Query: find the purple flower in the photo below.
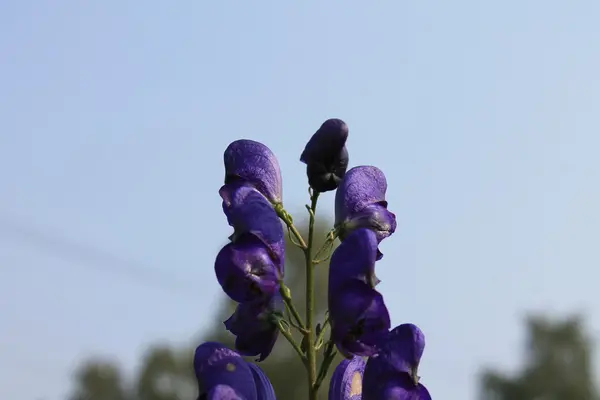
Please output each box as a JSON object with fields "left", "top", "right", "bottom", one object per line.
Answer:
{"left": 362, "top": 324, "right": 430, "bottom": 400}
{"left": 329, "top": 280, "right": 391, "bottom": 357}
{"left": 328, "top": 227, "right": 391, "bottom": 357}
{"left": 300, "top": 118, "right": 350, "bottom": 193}
{"left": 219, "top": 183, "right": 285, "bottom": 265}
{"left": 224, "top": 295, "right": 282, "bottom": 362}
{"left": 329, "top": 356, "right": 365, "bottom": 400}
{"left": 194, "top": 342, "right": 272, "bottom": 400}
{"left": 335, "top": 166, "right": 396, "bottom": 259}
{"left": 329, "top": 228, "right": 380, "bottom": 290}
{"left": 214, "top": 236, "right": 280, "bottom": 303}
{"left": 224, "top": 139, "right": 283, "bottom": 204}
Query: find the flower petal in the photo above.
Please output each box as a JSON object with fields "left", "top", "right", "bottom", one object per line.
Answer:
{"left": 194, "top": 342, "right": 257, "bottom": 400}
{"left": 247, "top": 363, "right": 277, "bottom": 400}
{"left": 383, "top": 324, "right": 426, "bottom": 376}
{"left": 338, "top": 204, "right": 397, "bottom": 260}
{"left": 328, "top": 356, "right": 365, "bottom": 400}
{"left": 335, "top": 166, "right": 389, "bottom": 226}
{"left": 224, "top": 139, "right": 282, "bottom": 204}
{"left": 214, "top": 236, "right": 280, "bottom": 303}
{"left": 329, "top": 280, "right": 391, "bottom": 357}
{"left": 363, "top": 365, "right": 431, "bottom": 400}
{"left": 220, "top": 183, "right": 285, "bottom": 265}
{"left": 206, "top": 384, "right": 246, "bottom": 399}
{"left": 224, "top": 296, "right": 282, "bottom": 362}
{"left": 329, "top": 228, "right": 380, "bottom": 290}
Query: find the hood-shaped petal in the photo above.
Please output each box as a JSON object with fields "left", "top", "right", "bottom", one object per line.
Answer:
{"left": 220, "top": 183, "right": 285, "bottom": 265}
{"left": 384, "top": 324, "right": 426, "bottom": 375}
{"left": 328, "top": 356, "right": 366, "bottom": 400}
{"left": 224, "top": 139, "right": 283, "bottom": 204}
{"left": 194, "top": 342, "right": 257, "bottom": 400}
{"left": 247, "top": 363, "right": 277, "bottom": 400}
{"left": 329, "top": 280, "right": 391, "bottom": 357}
{"left": 335, "top": 166, "right": 389, "bottom": 226}
{"left": 329, "top": 228, "right": 380, "bottom": 290}
{"left": 214, "top": 236, "right": 280, "bottom": 303}
{"left": 224, "top": 296, "right": 282, "bottom": 362}
{"left": 300, "top": 118, "right": 350, "bottom": 193}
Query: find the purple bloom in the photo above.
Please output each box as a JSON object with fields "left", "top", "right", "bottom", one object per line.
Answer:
{"left": 329, "top": 280, "right": 391, "bottom": 357}
{"left": 224, "top": 139, "right": 283, "bottom": 204}
{"left": 219, "top": 183, "right": 285, "bottom": 265}
{"left": 224, "top": 295, "right": 282, "bottom": 362}
{"left": 362, "top": 324, "right": 430, "bottom": 400}
{"left": 193, "top": 342, "right": 258, "bottom": 400}
{"left": 329, "top": 228, "right": 380, "bottom": 290}
{"left": 300, "top": 118, "right": 350, "bottom": 193}
{"left": 214, "top": 236, "right": 280, "bottom": 303}
{"left": 335, "top": 166, "right": 396, "bottom": 259}
{"left": 329, "top": 356, "right": 366, "bottom": 400}
{"left": 328, "top": 227, "right": 390, "bottom": 357}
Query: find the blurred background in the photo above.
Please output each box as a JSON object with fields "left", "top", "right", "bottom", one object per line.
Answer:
{"left": 1, "top": 1, "right": 599, "bottom": 399}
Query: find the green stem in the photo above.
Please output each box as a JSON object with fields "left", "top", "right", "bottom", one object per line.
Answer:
{"left": 305, "top": 191, "right": 320, "bottom": 400}
{"left": 275, "top": 320, "right": 307, "bottom": 366}
{"left": 279, "top": 283, "right": 306, "bottom": 332}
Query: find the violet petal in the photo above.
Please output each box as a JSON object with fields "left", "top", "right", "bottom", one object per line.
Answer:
{"left": 214, "top": 236, "right": 280, "bottom": 303}
{"left": 247, "top": 363, "right": 277, "bottom": 400}
{"left": 224, "top": 139, "right": 282, "bottom": 204}
{"left": 194, "top": 342, "right": 257, "bottom": 400}
{"left": 329, "top": 280, "right": 391, "bottom": 357}
{"left": 224, "top": 296, "right": 282, "bottom": 362}
{"left": 220, "top": 183, "right": 285, "bottom": 266}
{"left": 329, "top": 228, "right": 380, "bottom": 290}
{"left": 328, "top": 356, "right": 366, "bottom": 400}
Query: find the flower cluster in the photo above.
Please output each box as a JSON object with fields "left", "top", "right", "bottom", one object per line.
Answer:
{"left": 214, "top": 139, "right": 285, "bottom": 361}
{"left": 193, "top": 119, "right": 433, "bottom": 399}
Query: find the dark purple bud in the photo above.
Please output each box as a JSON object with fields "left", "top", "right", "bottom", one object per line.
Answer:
{"left": 247, "top": 363, "right": 276, "bottom": 400}
{"left": 329, "top": 228, "right": 380, "bottom": 290}
{"left": 329, "top": 280, "right": 391, "bottom": 357}
{"left": 224, "top": 139, "right": 283, "bottom": 204}
{"left": 335, "top": 166, "right": 396, "bottom": 258}
{"left": 214, "top": 235, "right": 280, "bottom": 303}
{"left": 328, "top": 356, "right": 365, "bottom": 400}
{"left": 220, "top": 183, "right": 285, "bottom": 265}
{"left": 224, "top": 295, "right": 282, "bottom": 362}
{"left": 300, "top": 118, "right": 350, "bottom": 193}
{"left": 362, "top": 366, "right": 431, "bottom": 400}
{"left": 193, "top": 342, "right": 258, "bottom": 400}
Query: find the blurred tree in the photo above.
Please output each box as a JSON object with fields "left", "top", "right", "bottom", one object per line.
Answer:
{"left": 478, "top": 314, "right": 598, "bottom": 400}
{"left": 68, "top": 217, "right": 343, "bottom": 400}
{"left": 69, "top": 359, "right": 130, "bottom": 400}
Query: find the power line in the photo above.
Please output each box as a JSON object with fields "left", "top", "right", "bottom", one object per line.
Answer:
{"left": 0, "top": 215, "right": 202, "bottom": 297}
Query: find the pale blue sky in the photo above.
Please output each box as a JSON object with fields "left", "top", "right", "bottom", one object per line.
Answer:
{"left": 1, "top": 1, "right": 599, "bottom": 399}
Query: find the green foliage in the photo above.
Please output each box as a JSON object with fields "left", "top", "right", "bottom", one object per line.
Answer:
{"left": 67, "top": 218, "right": 341, "bottom": 400}
{"left": 479, "top": 314, "right": 599, "bottom": 400}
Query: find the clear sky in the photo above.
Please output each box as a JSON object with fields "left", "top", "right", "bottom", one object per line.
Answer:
{"left": 1, "top": 1, "right": 599, "bottom": 399}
